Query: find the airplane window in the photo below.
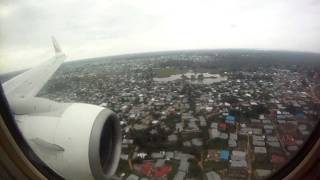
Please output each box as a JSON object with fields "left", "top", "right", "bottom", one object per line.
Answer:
{"left": 0, "top": 0, "right": 320, "bottom": 180}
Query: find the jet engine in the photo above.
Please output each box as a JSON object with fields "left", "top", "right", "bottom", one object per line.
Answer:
{"left": 13, "top": 98, "right": 121, "bottom": 180}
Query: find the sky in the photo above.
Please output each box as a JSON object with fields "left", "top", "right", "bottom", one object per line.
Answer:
{"left": 1, "top": 0, "right": 320, "bottom": 73}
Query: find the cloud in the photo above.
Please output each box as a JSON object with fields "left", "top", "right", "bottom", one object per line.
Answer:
{"left": 1, "top": 0, "right": 320, "bottom": 72}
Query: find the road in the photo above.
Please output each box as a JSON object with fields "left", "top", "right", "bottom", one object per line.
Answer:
{"left": 311, "top": 84, "right": 320, "bottom": 103}
{"left": 246, "top": 133, "right": 252, "bottom": 180}
{"left": 270, "top": 113, "right": 290, "bottom": 157}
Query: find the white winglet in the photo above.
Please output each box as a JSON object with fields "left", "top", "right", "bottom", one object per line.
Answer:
{"left": 52, "top": 36, "right": 62, "bottom": 54}
{"left": 3, "top": 37, "right": 66, "bottom": 98}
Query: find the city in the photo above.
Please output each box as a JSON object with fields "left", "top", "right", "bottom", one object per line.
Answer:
{"left": 37, "top": 50, "right": 320, "bottom": 180}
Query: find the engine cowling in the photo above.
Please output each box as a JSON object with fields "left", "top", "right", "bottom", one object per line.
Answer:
{"left": 15, "top": 102, "right": 121, "bottom": 180}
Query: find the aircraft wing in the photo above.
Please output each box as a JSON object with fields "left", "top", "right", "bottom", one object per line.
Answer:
{"left": 2, "top": 37, "right": 66, "bottom": 99}
{"left": 1, "top": 37, "right": 121, "bottom": 179}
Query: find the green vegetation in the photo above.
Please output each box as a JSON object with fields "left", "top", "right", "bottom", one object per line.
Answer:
{"left": 121, "top": 147, "right": 131, "bottom": 154}
{"left": 203, "top": 161, "right": 229, "bottom": 171}
{"left": 164, "top": 117, "right": 180, "bottom": 129}
{"left": 241, "top": 104, "right": 270, "bottom": 119}
{"left": 207, "top": 115, "right": 224, "bottom": 123}
{"left": 115, "top": 160, "right": 131, "bottom": 177}
{"left": 253, "top": 158, "right": 273, "bottom": 170}
{"left": 188, "top": 159, "right": 203, "bottom": 179}
{"left": 131, "top": 128, "right": 187, "bottom": 152}
{"left": 207, "top": 139, "right": 228, "bottom": 149}
{"left": 154, "top": 68, "right": 188, "bottom": 78}
{"left": 166, "top": 160, "right": 179, "bottom": 180}
{"left": 226, "top": 125, "right": 236, "bottom": 133}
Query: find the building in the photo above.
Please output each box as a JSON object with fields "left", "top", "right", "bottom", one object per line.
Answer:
{"left": 174, "top": 152, "right": 194, "bottom": 160}
{"left": 200, "top": 120, "right": 207, "bottom": 127}
{"left": 267, "top": 141, "right": 281, "bottom": 148}
{"left": 254, "top": 147, "right": 267, "bottom": 154}
{"left": 252, "top": 128, "right": 263, "bottom": 135}
{"left": 191, "top": 138, "right": 203, "bottom": 146}
{"left": 155, "top": 159, "right": 166, "bottom": 167}
{"left": 220, "top": 150, "right": 230, "bottom": 161}
{"left": 209, "top": 129, "right": 220, "bottom": 139}
{"left": 120, "top": 154, "right": 129, "bottom": 160}
{"left": 281, "top": 134, "right": 296, "bottom": 146}
{"left": 141, "top": 161, "right": 153, "bottom": 177}
{"left": 255, "top": 169, "right": 272, "bottom": 178}
{"left": 252, "top": 135, "right": 264, "bottom": 141}
{"left": 206, "top": 171, "right": 221, "bottom": 180}
{"left": 178, "top": 160, "right": 189, "bottom": 172}
{"left": 267, "top": 136, "right": 278, "bottom": 142}
{"left": 263, "top": 125, "right": 274, "bottom": 130}
{"left": 253, "top": 140, "right": 265, "bottom": 147}
{"left": 230, "top": 150, "right": 247, "bottom": 169}
{"left": 165, "top": 152, "right": 174, "bottom": 160}
{"left": 173, "top": 171, "right": 186, "bottom": 180}
{"left": 230, "top": 160, "right": 247, "bottom": 168}
{"left": 225, "top": 115, "right": 236, "bottom": 124}
{"left": 152, "top": 152, "right": 164, "bottom": 159}
{"left": 126, "top": 174, "right": 139, "bottom": 180}
{"left": 123, "top": 139, "right": 134, "bottom": 144}
{"left": 229, "top": 133, "right": 238, "bottom": 140}
{"left": 211, "top": 122, "right": 218, "bottom": 129}
{"left": 228, "top": 139, "right": 237, "bottom": 147}
{"left": 207, "top": 150, "right": 220, "bottom": 161}
{"left": 231, "top": 151, "right": 246, "bottom": 161}
{"left": 271, "top": 155, "right": 287, "bottom": 164}
{"left": 155, "top": 166, "right": 172, "bottom": 177}
{"left": 287, "top": 145, "right": 299, "bottom": 151}
{"left": 183, "top": 141, "right": 192, "bottom": 147}
{"left": 176, "top": 123, "right": 183, "bottom": 132}
{"left": 218, "top": 123, "right": 227, "bottom": 131}
{"left": 168, "top": 134, "right": 178, "bottom": 142}
{"left": 219, "top": 132, "right": 228, "bottom": 140}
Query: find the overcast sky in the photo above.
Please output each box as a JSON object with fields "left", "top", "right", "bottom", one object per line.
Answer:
{"left": 1, "top": 0, "right": 320, "bottom": 73}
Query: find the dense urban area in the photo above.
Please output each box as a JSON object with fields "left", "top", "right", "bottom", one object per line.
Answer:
{"left": 24, "top": 50, "right": 320, "bottom": 180}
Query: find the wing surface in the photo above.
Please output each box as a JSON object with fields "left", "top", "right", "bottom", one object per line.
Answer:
{"left": 3, "top": 37, "right": 66, "bottom": 98}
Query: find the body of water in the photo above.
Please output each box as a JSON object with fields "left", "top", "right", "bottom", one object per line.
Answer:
{"left": 153, "top": 73, "right": 227, "bottom": 84}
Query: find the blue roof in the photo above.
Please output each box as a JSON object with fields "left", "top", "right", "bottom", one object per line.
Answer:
{"left": 225, "top": 115, "right": 235, "bottom": 124}
{"left": 226, "top": 115, "right": 235, "bottom": 121}
{"left": 296, "top": 112, "right": 305, "bottom": 118}
{"left": 220, "top": 150, "right": 230, "bottom": 160}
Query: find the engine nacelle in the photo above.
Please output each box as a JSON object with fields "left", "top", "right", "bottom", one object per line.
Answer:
{"left": 15, "top": 103, "right": 121, "bottom": 180}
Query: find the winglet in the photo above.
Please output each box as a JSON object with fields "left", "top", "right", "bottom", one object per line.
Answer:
{"left": 52, "top": 36, "right": 62, "bottom": 54}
